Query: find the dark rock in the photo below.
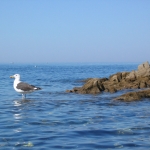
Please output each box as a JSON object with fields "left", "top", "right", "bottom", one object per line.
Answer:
{"left": 115, "top": 89, "right": 150, "bottom": 101}
{"left": 66, "top": 87, "right": 81, "bottom": 93}
{"left": 66, "top": 89, "right": 73, "bottom": 93}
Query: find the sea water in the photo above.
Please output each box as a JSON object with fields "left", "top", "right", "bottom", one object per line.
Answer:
{"left": 0, "top": 63, "right": 150, "bottom": 150}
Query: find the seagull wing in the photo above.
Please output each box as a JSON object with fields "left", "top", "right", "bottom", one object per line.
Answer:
{"left": 16, "top": 82, "right": 37, "bottom": 91}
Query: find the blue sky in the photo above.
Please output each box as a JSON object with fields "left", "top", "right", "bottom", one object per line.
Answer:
{"left": 0, "top": 0, "right": 150, "bottom": 63}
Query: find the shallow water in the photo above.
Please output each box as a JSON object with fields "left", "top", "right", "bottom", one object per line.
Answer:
{"left": 0, "top": 63, "right": 150, "bottom": 149}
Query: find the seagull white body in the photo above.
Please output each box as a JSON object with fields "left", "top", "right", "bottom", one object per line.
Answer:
{"left": 10, "top": 74, "right": 41, "bottom": 99}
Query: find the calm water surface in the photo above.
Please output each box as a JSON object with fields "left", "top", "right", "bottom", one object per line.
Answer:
{"left": 0, "top": 63, "right": 150, "bottom": 150}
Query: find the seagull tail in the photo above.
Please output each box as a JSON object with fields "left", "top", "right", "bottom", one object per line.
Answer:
{"left": 34, "top": 87, "right": 42, "bottom": 90}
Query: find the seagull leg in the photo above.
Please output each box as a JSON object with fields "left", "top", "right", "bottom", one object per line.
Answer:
{"left": 22, "top": 94, "right": 26, "bottom": 99}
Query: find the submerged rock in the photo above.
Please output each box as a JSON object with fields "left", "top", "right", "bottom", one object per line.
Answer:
{"left": 66, "top": 61, "right": 150, "bottom": 101}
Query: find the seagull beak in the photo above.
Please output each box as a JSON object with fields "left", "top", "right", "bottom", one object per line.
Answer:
{"left": 10, "top": 76, "right": 14, "bottom": 78}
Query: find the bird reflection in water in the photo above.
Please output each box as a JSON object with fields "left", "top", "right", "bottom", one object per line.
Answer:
{"left": 13, "top": 99, "right": 33, "bottom": 134}
{"left": 13, "top": 99, "right": 32, "bottom": 107}
{"left": 13, "top": 99, "right": 33, "bottom": 121}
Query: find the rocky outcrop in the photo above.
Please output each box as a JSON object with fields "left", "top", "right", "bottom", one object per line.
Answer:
{"left": 67, "top": 78, "right": 108, "bottom": 94}
{"left": 115, "top": 89, "right": 150, "bottom": 101}
{"left": 136, "top": 61, "right": 150, "bottom": 77}
{"left": 66, "top": 62, "right": 150, "bottom": 98}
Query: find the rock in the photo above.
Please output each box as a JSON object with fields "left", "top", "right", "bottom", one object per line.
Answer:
{"left": 121, "top": 72, "right": 130, "bottom": 79}
{"left": 109, "top": 72, "right": 122, "bottom": 82}
{"left": 66, "top": 90, "right": 72, "bottom": 93}
{"left": 107, "top": 86, "right": 117, "bottom": 93}
{"left": 126, "top": 71, "right": 136, "bottom": 80}
{"left": 66, "top": 61, "right": 150, "bottom": 97}
{"left": 103, "top": 80, "right": 117, "bottom": 93}
{"left": 136, "top": 61, "right": 150, "bottom": 77}
{"left": 76, "top": 78, "right": 105, "bottom": 94}
{"left": 66, "top": 87, "right": 81, "bottom": 93}
{"left": 115, "top": 89, "right": 150, "bottom": 101}
{"left": 131, "top": 83, "right": 140, "bottom": 89}
{"left": 139, "top": 81, "right": 147, "bottom": 88}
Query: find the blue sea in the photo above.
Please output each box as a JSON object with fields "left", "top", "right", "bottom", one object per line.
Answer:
{"left": 0, "top": 63, "right": 150, "bottom": 150}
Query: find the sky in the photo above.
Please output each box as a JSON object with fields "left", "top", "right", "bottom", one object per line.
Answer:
{"left": 0, "top": 0, "right": 150, "bottom": 63}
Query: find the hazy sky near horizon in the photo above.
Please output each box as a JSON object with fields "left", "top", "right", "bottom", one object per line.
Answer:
{"left": 0, "top": 0, "right": 150, "bottom": 63}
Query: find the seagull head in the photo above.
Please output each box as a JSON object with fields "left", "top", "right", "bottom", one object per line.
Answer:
{"left": 10, "top": 74, "right": 21, "bottom": 80}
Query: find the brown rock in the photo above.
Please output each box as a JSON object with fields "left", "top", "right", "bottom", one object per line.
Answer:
{"left": 115, "top": 92, "right": 141, "bottom": 101}
{"left": 122, "top": 72, "right": 130, "bottom": 79}
{"left": 66, "top": 87, "right": 81, "bottom": 93}
{"left": 136, "top": 61, "right": 150, "bottom": 77}
{"left": 66, "top": 90, "right": 71, "bottom": 93}
{"left": 108, "top": 86, "right": 117, "bottom": 93}
{"left": 78, "top": 78, "right": 103, "bottom": 94}
{"left": 130, "top": 82, "right": 140, "bottom": 89}
{"left": 140, "top": 81, "right": 147, "bottom": 88}
{"left": 109, "top": 75, "right": 119, "bottom": 83}
{"left": 115, "top": 89, "right": 150, "bottom": 101}
{"left": 109, "top": 72, "right": 122, "bottom": 82}
{"left": 147, "top": 80, "right": 150, "bottom": 87}
{"left": 66, "top": 61, "right": 150, "bottom": 96}
{"left": 126, "top": 71, "right": 136, "bottom": 80}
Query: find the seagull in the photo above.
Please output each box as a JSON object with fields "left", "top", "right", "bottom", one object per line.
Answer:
{"left": 10, "top": 74, "right": 41, "bottom": 99}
